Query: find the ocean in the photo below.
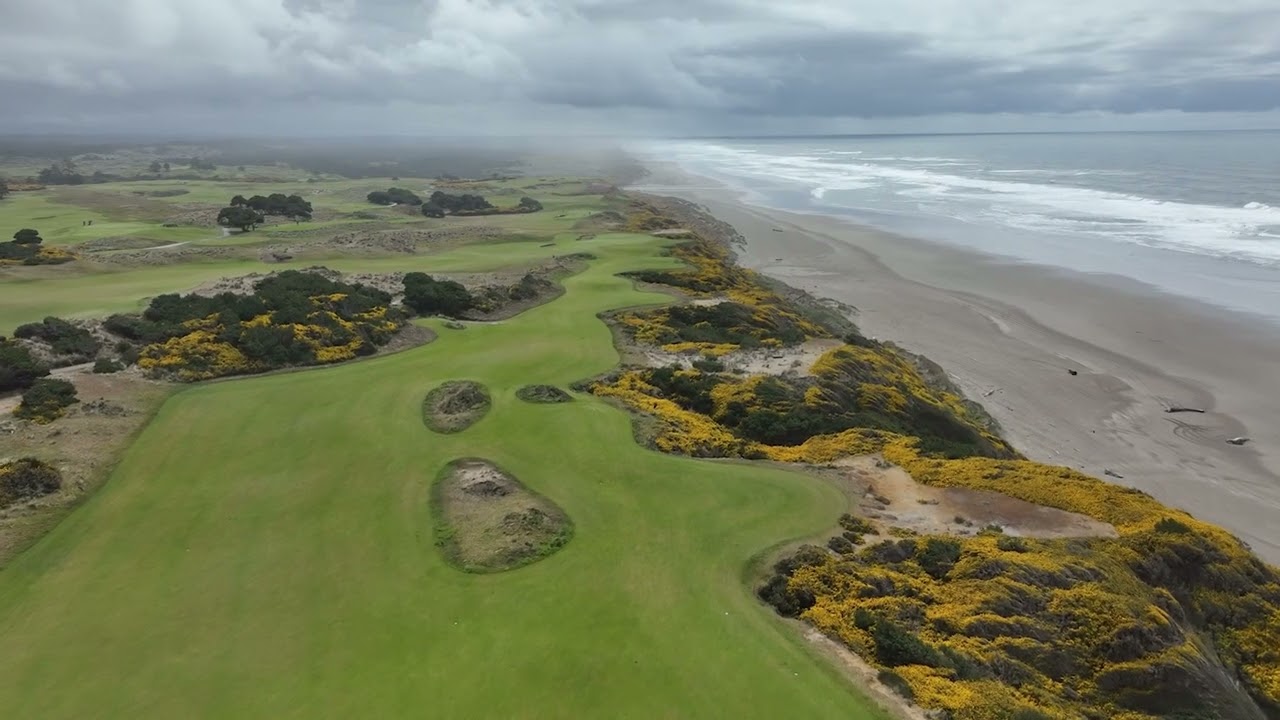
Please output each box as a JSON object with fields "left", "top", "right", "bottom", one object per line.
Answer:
{"left": 639, "top": 131, "right": 1280, "bottom": 321}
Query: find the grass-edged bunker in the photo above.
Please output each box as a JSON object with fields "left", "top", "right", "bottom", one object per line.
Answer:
{"left": 515, "top": 384, "right": 572, "bottom": 404}
{"left": 422, "top": 380, "right": 490, "bottom": 433}
{"left": 432, "top": 458, "right": 572, "bottom": 572}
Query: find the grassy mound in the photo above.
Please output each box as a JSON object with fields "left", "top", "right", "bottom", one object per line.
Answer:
{"left": 432, "top": 458, "right": 572, "bottom": 572}
{"left": 515, "top": 384, "right": 572, "bottom": 404}
{"left": 422, "top": 380, "right": 491, "bottom": 433}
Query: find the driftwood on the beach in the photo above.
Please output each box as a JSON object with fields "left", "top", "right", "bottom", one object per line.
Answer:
{"left": 1227, "top": 437, "right": 1251, "bottom": 446}
{"left": 1104, "top": 469, "right": 1125, "bottom": 479}
{"left": 1165, "top": 406, "right": 1206, "bottom": 414}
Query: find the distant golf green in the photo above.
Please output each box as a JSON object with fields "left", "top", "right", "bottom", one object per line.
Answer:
{"left": 0, "top": 231, "right": 885, "bottom": 718}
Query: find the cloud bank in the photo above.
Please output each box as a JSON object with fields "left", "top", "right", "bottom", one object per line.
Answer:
{"left": 2, "top": 0, "right": 1278, "bottom": 134}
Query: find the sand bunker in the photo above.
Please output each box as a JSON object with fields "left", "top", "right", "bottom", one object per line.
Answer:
{"left": 433, "top": 459, "right": 572, "bottom": 572}
{"left": 422, "top": 381, "right": 491, "bottom": 434}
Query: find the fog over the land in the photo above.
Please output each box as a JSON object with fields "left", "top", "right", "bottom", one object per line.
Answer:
{"left": 3, "top": 0, "right": 1279, "bottom": 135}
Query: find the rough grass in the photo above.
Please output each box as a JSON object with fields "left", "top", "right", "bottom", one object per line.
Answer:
{"left": 0, "top": 199, "right": 888, "bottom": 718}
{"left": 515, "top": 384, "right": 573, "bottom": 403}
{"left": 422, "top": 380, "right": 492, "bottom": 433}
{"left": 432, "top": 458, "right": 572, "bottom": 572}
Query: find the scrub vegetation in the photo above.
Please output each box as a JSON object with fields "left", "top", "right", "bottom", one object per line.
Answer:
{"left": 2, "top": 154, "right": 1272, "bottom": 720}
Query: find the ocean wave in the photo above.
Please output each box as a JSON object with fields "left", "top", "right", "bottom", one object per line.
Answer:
{"left": 645, "top": 140, "right": 1280, "bottom": 267}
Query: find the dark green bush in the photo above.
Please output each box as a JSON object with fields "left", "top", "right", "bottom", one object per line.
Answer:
{"left": 997, "top": 535, "right": 1030, "bottom": 553}
{"left": 917, "top": 538, "right": 963, "bottom": 580}
{"left": 15, "top": 378, "right": 78, "bottom": 422}
{"left": 828, "top": 535, "right": 855, "bottom": 554}
{"left": 92, "top": 357, "right": 124, "bottom": 374}
{"left": 13, "top": 316, "right": 99, "bottom": 360}
{"left": 876, "top": 669, "right": 915, "bottom": 700}
{"left": 0, "top": 339, "right": 50, "bottom": 392}
{"left": 1155, "top": 517, "right": 1193, "bottom": 534}
{"left": 0, "top": 457, "right": 62, "bottom": 508}
{"left": 403, "top": 272, "right": 473, "bottom": 317}
{"left": 873, "top": 618, "right": 945, "bottom": 667}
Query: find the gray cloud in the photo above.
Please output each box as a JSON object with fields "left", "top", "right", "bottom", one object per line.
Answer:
{"left": 1, "top": 0, "right": 1278, "bottom": 134}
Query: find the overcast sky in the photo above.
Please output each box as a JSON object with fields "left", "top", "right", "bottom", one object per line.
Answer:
{"left": 2, "top": 0, "right": 1279, "bottom": 136}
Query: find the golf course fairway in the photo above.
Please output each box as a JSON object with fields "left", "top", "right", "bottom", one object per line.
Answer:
{"left": 0, "top": 231, "right": 886, "bottom": 718}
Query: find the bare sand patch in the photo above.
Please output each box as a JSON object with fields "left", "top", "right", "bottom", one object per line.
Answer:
{"left": 639, "top": 338, "right": 843, "bottom": 377}
{"left": 837, "top": 455, "right": 1117, "bottom": 540}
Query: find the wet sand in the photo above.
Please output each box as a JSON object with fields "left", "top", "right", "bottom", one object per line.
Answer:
{"left": 637, "top": 164, "right": 1280, "bottom": 564}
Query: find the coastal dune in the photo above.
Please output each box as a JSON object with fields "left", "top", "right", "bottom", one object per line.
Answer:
{"left": 641, "top": 164, "right": 1280, "bottom": 564}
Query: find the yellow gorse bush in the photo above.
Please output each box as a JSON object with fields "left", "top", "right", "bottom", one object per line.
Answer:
{"left": 597, "top": 206, "right": 1280, "bottom": 719}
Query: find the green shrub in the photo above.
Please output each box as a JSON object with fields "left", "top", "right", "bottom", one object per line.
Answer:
{"left": 403, "top": 272, "right": 473, "bottom": 317}
{"left": 15, "top": 378, "right": 78, "bottom": 422}
{"left": 13, "top": 316, "right": 99, "bottom": 360}
{"left": 916, "top": 538, "right": 962, "bottom": 580}
{"left": 872, "top": 618, "right": 944, "bottom": 667}
{"left": 92, "top": 357, "right": 125, "bottom": 374}
{"left": 0, "top": 457, "right": 62, "bottom": 508}
{"left": 1155, "top": 517, "right": 1192, "bottom": 534}
{"left": 876, "top": 669, "right": 915, "bottom": 700}
{"left": 827, "top": 535, "right": 855, "bottom": 554}
{"left": 1, "top": 339, "right": 50, "bottom": 392}
{"left": 997, "top": 535, "right": 1030, "bottom": 552}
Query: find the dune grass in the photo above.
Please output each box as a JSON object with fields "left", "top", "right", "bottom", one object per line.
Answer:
{"left": 0, "top": 228, "right": 886, "bottom": 719}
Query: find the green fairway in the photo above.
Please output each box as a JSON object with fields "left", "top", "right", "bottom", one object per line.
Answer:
{"left": 0, "top": 231, "right": 884, "bottom": 718}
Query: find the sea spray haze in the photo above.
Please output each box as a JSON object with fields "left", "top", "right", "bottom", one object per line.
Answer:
{"left": 642, "top": 130, "right": 1280, "bottom": 321}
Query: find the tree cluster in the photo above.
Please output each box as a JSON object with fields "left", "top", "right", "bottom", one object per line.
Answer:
{"left": 0, "top": 228, "right": 73, "bottom": 265}
{"left": 367, "top": 187, "right": 423, "bottom": 206}
{"left": 234, "top": 193, "right": 312, "bottom": 219}
{"left": 0, "top": 179, "right": 8, "bottom": 199}
{"left": 187, "top": 157, "right": 217, "bottom": 171}
{"left": 36, "top": 161, "right": 85, "bottom": 185}
{"left": 402, "top": 272, "right": 472, "bottom": 317}
{"left": 422, "top": 190, "right": 494, "bottom": 217}
{"left": 218, "top": 193, "right": 313, "bottom": 231}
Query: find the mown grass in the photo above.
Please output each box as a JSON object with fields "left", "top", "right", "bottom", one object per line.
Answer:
{"left": 0, "top": 203, "right": 886, "bottom": 717}
{"left": 0, "top": 193, "right": 208, "bottom": 246}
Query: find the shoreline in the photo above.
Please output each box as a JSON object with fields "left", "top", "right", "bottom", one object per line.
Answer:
{"left": 636, "top": 163, "right": 1280, "bottom": 565}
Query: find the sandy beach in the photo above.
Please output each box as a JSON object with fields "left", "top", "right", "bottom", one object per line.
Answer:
{"left": 638, "top": 164, "right": 1280, "bottom": 565}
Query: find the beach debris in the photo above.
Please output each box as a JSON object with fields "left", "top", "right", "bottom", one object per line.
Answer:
{"left": 1226, "top": 437, "right": 1251, "bottom": 446}
{"left": 1165, "top": 406, "right": 1206, "bottom": 414}
{"left": 1104, "top": 469, "right": 1125, "bottom": 479}
{"left": 772, "top": 228, "right": 784, "bottom": 232}
{"left": 1067, "top": 369, "right": 1079, "bottom": 376}
{"left": 982, "top": 387, "right": 1000, "bottom": 397}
